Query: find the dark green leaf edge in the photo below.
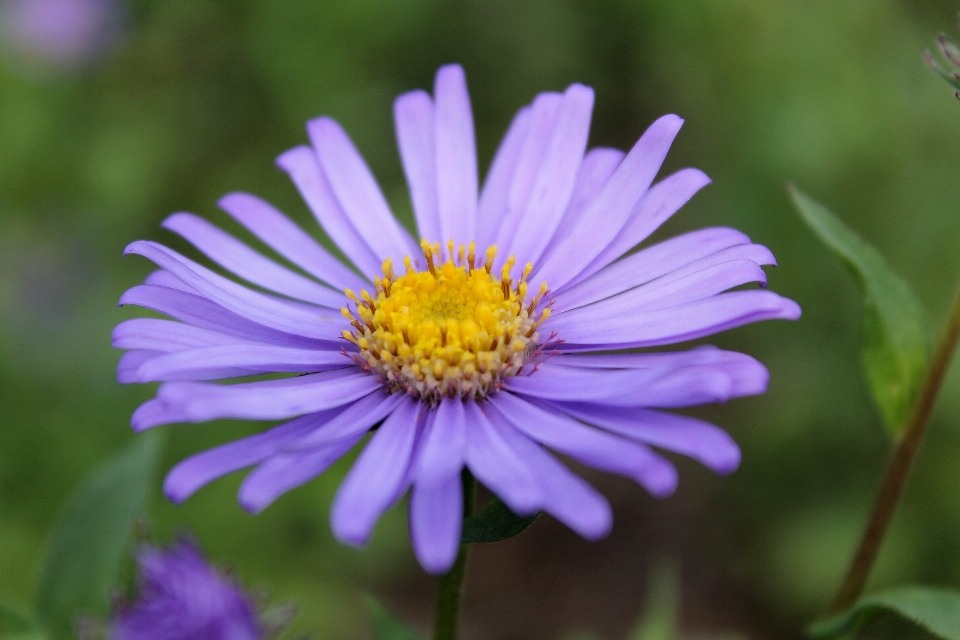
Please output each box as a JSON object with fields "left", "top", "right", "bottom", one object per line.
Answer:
{"left": 461, "top": 496, "right": 540, "bottom": 544}
{"left": 362, "top": 594, "right": 425, "bottom": 640}
{"left": 809, "top": 587, "right": 960, "bottom": 640}
{"left": 788, "top": 185, "right": 929, "bottom": 434}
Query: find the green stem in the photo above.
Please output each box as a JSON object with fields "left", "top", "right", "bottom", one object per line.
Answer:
{"left": 433, "top": 471, "right": 477, "bottom": 640}
{"left": 830, "top": 283, "right": 960, "bottom": 614}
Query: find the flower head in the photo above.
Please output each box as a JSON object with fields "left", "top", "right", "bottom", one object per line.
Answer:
{"left": 114, "top": 64, "right": 800, "bottom": 574}
{"left": 111, "top": 539, "right": 261, "bottom": 640}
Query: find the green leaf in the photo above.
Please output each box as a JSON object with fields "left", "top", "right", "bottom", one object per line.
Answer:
{"left": 629, "top": 561, "right": 680, "bottom": 640}
{"left": 788, "top": 185, "right": 929, "bottom": 435}
{"left": 461, "top": 496, "right": 539, "bottom": 543}
{"left": 362, "top": 595, "right": 424, "bottom": 640}
{"left": 35, "top": 433, "right": 162, "bottom": 637}
{"left": 0, "top": 602, "right": 46, "bottom": 640}
{"left": 809, "top": 587, "right": 960, "bottom": 639}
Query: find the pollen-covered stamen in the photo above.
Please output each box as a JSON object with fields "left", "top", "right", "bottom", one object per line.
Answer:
{"left": 341, "top": 239, "right": 551, "bottom": 402}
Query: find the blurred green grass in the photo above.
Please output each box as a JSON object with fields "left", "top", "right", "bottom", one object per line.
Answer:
{"left": 3, "top": 0, "right": 960, "bottom": 637}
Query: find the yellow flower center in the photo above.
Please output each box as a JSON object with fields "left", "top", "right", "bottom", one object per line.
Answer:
{"left": 341, "top": 239, "right": 551, "bottom": 402}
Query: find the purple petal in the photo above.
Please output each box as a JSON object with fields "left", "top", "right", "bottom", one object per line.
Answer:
{"left": 113, "top": 318, "right": 247, "bottom": 352}
{"left": 163, "top": 410, "right": 342, "bottom": 503}
{"left": 161, "top": 212, "right": 343, "bottom": 307}
{"left": 218, "top": 192, "right": 369, "bottom": 292}
{"left": 572, "top": 168, "right": 711, "bottom": 285}
{"left": 275, "top": 146, "right": 382, "bottom": 278}
{"left": 535, "top": 114, "right": 684, "bottom": 290}
{"left": 118, "top": 285, "right": 332, "bottom": 349}
{"left": 133, "top": 344, "right": 352, "bottom": 382}
{"left": 415, "top": 397, "right": 466, "bottom": 484}
{"left": 507, "top": 83, "right": 594, "bottom": 265}
{"left": 330, "top": 396, "right": 424, "bottom": 546}
{"left": 505, "top": 363, "right": 676, "bottom": 406}
{"left": 118, "top": 350, "right": 160, "bottom": 383}
{"left": 542, "top": 147, "right": 625, "bottom": 260}
{"left": 394, "top": 89, "right": 440, "bottom": 242}
{"left": 475, "top": 106, "right": 531, "bottom": 250}
{"left": 124, "top": 241, "right": 348, "bottom": 341}
{"left": 492, "top": 392, "right": 678, "bottom": 498}
{"left": 284, "top": 389, "right": 404, "bottom": 450}
{"left": 410, "top": 473, "right": 463, "bottom": 574}
{"left": 486, "top": 404, "right": 612, "bottom": 539}
{"left": 130, "top": 398, "right": 189, "bottom": 432}
{"left": 552, "top": 229, "right": 762, "bottom": 311}
{"left": 434, "top": 64, "right": 478, "bottom": 245}
{"left": 238, "top": 436, "right": 362, "bottom": 513}
{"left": 463, "top": 401, "right": 543, "bottom": 514}
{"left": 143, "top": 269, "right": 196, "bottom": 293}
{"left": 494, "top": 92, "right": 563, "bottom": 262}
{"left": 550, "top": 290, "right": 802, "bottom": 350}
{"left": 154, "top": 369, "right": 378, "bottom": 424}
{"left": 307, "top": 117, "right": 419, "bottom": 264}
{"left": 553, "top": 403, "right": 741, "bottom": 474}
{"left": 551, "top": 345, "right": 746, "bottom": 369}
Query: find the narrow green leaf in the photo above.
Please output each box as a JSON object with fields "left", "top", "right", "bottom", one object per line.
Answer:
{"left": 809, "top": 587, "right": 960, "bottom": 639}
{"left": 461, "top": 496, "right": 539, "bottom": 543}
{"left": 35, "top": 433, "right": 161, "bottom": 637}
{"left": 629, "top": 561, "right": 680, "bottom": 640}
{"left": 362, "top": 595, "right": 424, "bottom": 640}
{"left": 0, "top": 602, "right": 46, "bottom": 640}
{"left": 788, "top": 185, "right": 929, "bottom": 434}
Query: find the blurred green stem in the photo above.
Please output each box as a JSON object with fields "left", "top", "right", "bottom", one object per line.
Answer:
{"left": 433, "top": 472, "right": 477, "bottom": 640}
{"left": 830, "top": 283, "right": 960, "bottom": 614}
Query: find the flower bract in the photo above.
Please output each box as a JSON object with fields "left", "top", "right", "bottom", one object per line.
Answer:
{"left": 114, "top": 64, "right": 800, "bottom": 574}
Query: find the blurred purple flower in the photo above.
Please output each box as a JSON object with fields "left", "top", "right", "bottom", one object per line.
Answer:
{"left": 0, "top": 0, "right": 120, "bottom": 71}
{"left": 112, "top": 539, "right": 261, "bottom": 640}
{"left": 114, "top": 64, "right": 800, "bottom": 574}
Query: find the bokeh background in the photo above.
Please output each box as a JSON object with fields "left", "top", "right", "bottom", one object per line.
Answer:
{"left": 3, "top": 0, "right": 960, "bottom": 638}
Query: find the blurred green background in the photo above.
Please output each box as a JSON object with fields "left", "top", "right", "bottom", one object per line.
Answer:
{"left": 3, "top": 0, "right": 960, "bottom": 638}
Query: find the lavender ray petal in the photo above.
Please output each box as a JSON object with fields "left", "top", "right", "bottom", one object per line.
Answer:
{"left": 113, "top": 318, "right": 253, "bottom": 352}
{"left": 118, "top": 350, "right": 161, "bottom": 383}
{"left": 552, "top": 229, "right": 759, "bottom": 311}
{"left": 161, "top": 212, "right": 344, "bottom": 307}
{"left": 276, "top": 146, "right": 382, "bottom": 278}
{"left": 218, "top": 192, "right": 369, "bottom": 292}
{"left": 493, "top": 92, "right": 563, "bottom": 264}
{"left": 394, "top": 89, "right": 440, "bottom": 242}
{"left": 410, "top": 473, "right": 463, "bottom": 574}
{"left": 238, "top": 436, "right": 363, "bottom": 513}
{"left": 285, "top": 389, "right": 403, "bottom": 450}
{"left": 550, "top": 290, "right": 802, "bottom": 350}
{"left": 118, "top": 285, "right": 335, "bottom": 349}
{"left": 414, "top": 397, "right": 466, "bottom": 485}
{"left": 505, "top": 362, "right": 677, "bottom": 405}
{"left": 535, "top": 115, "right": 684, "bottom": 289}
{"left": 486, "top": 404, "right": 612, "bottom": 539}
{"left": 163, "top": 410, "right": 342, "bottom": 503}
{"left": 133, "top": 344, "right": 353, "bottom": 382}
{"left": 131, "top": 397, "right": 190, "bottom": 432}
{"left": 553, "top": 403, "right": 741, "bottom": 474}
{"left": 570, "top": 168, "right": 711, "bottom": 286}
{"left": 307, "top": 118, "right": 419, "bottom": 264}
{"left": 124, "top": 241, "right": 348, "bottom": 341}
{"left": 552, "top": 345, "right": 740, "bottom": 369}
{"left": 541, "top": 147, "right": 625, "bottom": 261}
{"left": 434, "top": 64, "right": 478, "bottom": 246}
{"left": 143, "top": 269, "right": 196, "bottom": 293}
{"left": 475, "top": 106, "right": 531, "bottom": 250}
{"left": 330, "top": 396, "right": 424, "bottom": 546}
{"left": 155, "top": 370, "right": 378, "bottom": 423}
{"left": 492, "top": 393, "right": 678, "bottom": 498}
{"left": 508, "top": 83, "right": 594, "bottom": 265}
{"left": 463, "top": 401, "right": 543, "bottom": 514}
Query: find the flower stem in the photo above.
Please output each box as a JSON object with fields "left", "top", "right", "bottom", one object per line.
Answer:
{"left": 433, "top": 471, "right": 477, "bottom": 640}
{"left": 830, "top": 283, "right": 960, "bottom": 614}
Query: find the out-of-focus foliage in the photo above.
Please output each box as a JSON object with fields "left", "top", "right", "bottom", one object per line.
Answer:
{"left": 788, "top": 186, "right": 929, "bottom": 435}
{"left": 2, "top": 1, "right": 960, "bottom": 638}
{"left": 810, "top": 587, "right": 960, "bottom": 640}
{"left": 460, "top": 496, "right": 540, "bottom": 544}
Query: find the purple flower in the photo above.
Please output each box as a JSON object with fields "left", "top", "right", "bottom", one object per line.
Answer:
{"left": 112, "top": 539, "right": 261, "bottom": 640}
{"left": 114, "top": 64, "right": 800, "bottom": 574}
{"left": 0, "top": 0, "right": 121, "bottom": 72}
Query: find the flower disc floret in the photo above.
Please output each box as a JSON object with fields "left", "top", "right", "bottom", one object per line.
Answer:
{"left": 342, "top": 239, "right": 550, "bottom": 402}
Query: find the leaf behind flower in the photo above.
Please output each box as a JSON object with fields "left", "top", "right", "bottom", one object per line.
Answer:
{"left": 460, "top": 496, "right": 540, "bottom": 544}
{"left": 809, "top": 586, "right": 960, "bottom": 639}
{"left": 35, "top": 433, "right": 161, "bottom": 638}
{"left": 362, "top": 595, "right": 425, "bottom": 640}
{"left": 0, "top": 602, "right": 46, "bottom": 640}
{"left": 788, "top": 185, "right": 929, "bottom": 436}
